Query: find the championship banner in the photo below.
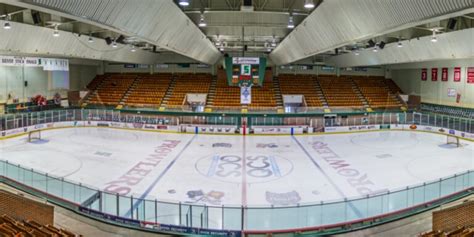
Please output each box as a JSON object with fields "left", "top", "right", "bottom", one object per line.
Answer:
{"left": 468, "top": 67, "right": 474, "bottom": 84}
{"left": 454, "top": 67, "right": 461, "bottom": 82}
{"left": 431, "top": 68, "right": 438, "bottom": 81}
{"left": 240, "top": 86, "right": 251, "bottom": 104}
{"left": 42, "top": 58, "right": 69, "bottom": 71}
{"left": 441, "top": 68, "right": 448, "bottom": 81}
{"left": 421, "top": 68, "right": 427, "bottom": 81}
{"left": 233, "top": 57, "right": 260, "bottom": 65}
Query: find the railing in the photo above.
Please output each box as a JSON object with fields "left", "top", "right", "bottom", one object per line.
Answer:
{"left": 0, "top": 109, "right": 473, "bottom": 236}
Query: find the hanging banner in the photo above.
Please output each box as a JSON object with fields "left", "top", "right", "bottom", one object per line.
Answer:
{"left": 240, "top": 86, "right": 251, "bottom": 104}
{"left": 421, "top": 68, "right": 427, "bottom": 81}
{"left": 453, "top": 67, "right": 461, "bottom": 82}
{"left": 468, "top": 67, "right": 474, "bottom": 84}
{"left": 441, "top": 68, "right": 448, "bottom": 81}
{"left": 431, "top": 68, "right": 438, "bottom": 81}
{"left": 42, "top": 58, "right": 69, "bottom": 71}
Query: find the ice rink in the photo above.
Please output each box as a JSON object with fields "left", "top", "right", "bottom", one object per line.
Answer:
{"left": 1, "top": 127, "right": 473, "bottom": 207}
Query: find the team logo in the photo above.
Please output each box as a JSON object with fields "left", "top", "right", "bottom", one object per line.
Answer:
{"left": 186, "top": 190, "right": 224, "bottom": 205}
{"left": 439, "top": 128, "right": 445, "bottom": 133}
{"left": 256, "top": 143, "right": 278, "bottom": 148}
{"left": 212, "top": 143, "right": 232, "bottom": 148}
{"left": 409, "top": 124, "right": 417, "bottom": 130}
{"left": 265, "top": 191, "right": 301, "bottom": 206}
{"left": 133, "top": 123, "right": 144, "bottom": 129}
{"left": 449, "top": 129, "right": 456, "bottom": 135}
{"left": 196, "top": 154, "right": 293, "bottom": 184}
{"left": 1, "top": 132, "right": 5, "bottom": 137}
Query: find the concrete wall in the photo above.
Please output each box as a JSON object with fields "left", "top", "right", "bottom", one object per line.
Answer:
{"left": 390, "top": 59, "right": 474, "bottom": 109}
{"left": 0, "top": 64, "right": 97, "bottom": 103}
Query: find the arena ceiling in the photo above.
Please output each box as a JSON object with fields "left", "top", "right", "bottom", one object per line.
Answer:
{"left": 0, "top": 0, "right": 473, "bottom": 66}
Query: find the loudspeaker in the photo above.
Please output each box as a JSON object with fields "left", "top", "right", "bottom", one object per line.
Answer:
{"left": 367, "top": 39, "right": 376, "bottom": 48}
{"left": 447, "top": 18, "right": 457, "bottom": 30}
{"left": 243, "top": 0, "right": 252, "bottom": 6}
{"left": 105, "top": 37, "right": 113, "bottom": 45}
{"left": 24, "top": 81, "right": 28, "bottom": 87}
{"left": 116, "top": 35, "right": 125, "bottom": 44}
{"left": 379, "top": 41, "right": 386, "bottom": 49}
{"left": 31, "top": 11, "right": 41, "bottom": 25}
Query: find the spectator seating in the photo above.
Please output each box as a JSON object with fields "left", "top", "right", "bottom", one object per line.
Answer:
{"left": 87, "top": 74, "right": 136, "bottom": 106}
{"left": 278, "top": 74, "right": 323, "bottom": 107}
{"left": 318, "top": 76, "right": 364, "bottom": 107}
{"left": 167, "top": 73, "right": 213, "bottom": 106}
{"left": 248, "top": 83, "right": 277, "bottom": 109}
{"left": 419, "top": 200, "right": 474, "bottom": 237}
{"left": 213, "top": 74, "right": 241, "bottom": 108}
{"left": 353, "top": 76, "right": 403, "bottom": 108}
{"left": 124, "top": 74, "right": 172, "bottom": 107}
{"left": 421, "top": 103, "right": 474, "bottom": 119}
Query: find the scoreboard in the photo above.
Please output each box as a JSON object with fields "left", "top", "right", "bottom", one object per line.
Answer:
{"left": 224, "top": 57, "right": 267, "bottom": 87}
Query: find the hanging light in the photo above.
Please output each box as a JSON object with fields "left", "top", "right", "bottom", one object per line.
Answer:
{"left": 354, "top": 50, "right": 360, "bottom": 56}
{"left": 431, "top": 30, "right": 438, "bottom": 43}
{"left": 3, "top": 15, "right": 11, "bottom": 29}
{"left": 219, "top": 43, "right": 224, "bottom": 52}
{"left": 178, "top": 0, "right": 189, "bottom": 6}
{"left": 397, "top": 40, "right": 403, "bottom": 48}
{"left": 271, "top": 36, "right": 277, "bottom": 47}
{"left": 198, "top": 13, "right": 206, "bottom": 27}
{"left": 112, "top": 40, "right": 118, "bottom": 48}
{"left": 130, "top": 45, "right": 136, "bottom": 52}
{"left": 304, "top": 0, "right": 315, "bottom": 9}
{"left": 373, "top": 46, "right": 378, "bottom": 52}
{"left": 88, "top": 34, "right": 94, "bottom": 43}
{"left": 53, "top": 25, "right": 60, "bottom": 37}
{"left": 287, "top": 15, "right": 295, "bottom": 29}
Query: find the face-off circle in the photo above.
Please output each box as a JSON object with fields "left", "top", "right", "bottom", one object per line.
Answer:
{"left": 195, "top": 153, "right": 293, "bottom": 184}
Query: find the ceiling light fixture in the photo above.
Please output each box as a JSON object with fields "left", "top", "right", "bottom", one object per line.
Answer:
{"left": 88, "top": 33, "right": 94, "bottom": 43}
{"left": 198, "top": 13, "right": 206, "bottom": 27}
{"left": 304, "top": 0, "right": 315, "bottom": 9}
{"left": 3, "top": 15, "right": 11, "bottom": 29}
{"left": 130, "top": 45, "right": 136, "bottom": 52}
{"left": 53, "top": 25, "right": 59, "bottom": 37}
{"left": 431, "top": 30, "right": 438, "bottom": 43}
{"left": 178, "top": 0, "right": 189, "bottom": 6}
{"left": 397, "top": 41, "right": 403, "bottom": 48}
{"left": 112, "top": 40, "right": 118, "bottom": 48}
{"left": 287, "top": 15, "right": 295, "bottom": 29}
{"left": 271, "top": 36, "right": 277, "bottom": 47}
{"left": 373, "top": 46, "right": 378, "bottom": 52}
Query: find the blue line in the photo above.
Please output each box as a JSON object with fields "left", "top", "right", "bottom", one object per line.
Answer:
{"left": 207, "top": 155, "right": 219, "bottom": 177}
{"left": 124, "top": 135, "right": 197, "bottom": 217}
{"left": 291, "top": 136, "right": 364, "bottom": 218}
{"left": 269, "top": 156, "right": 281, "bottom": 177}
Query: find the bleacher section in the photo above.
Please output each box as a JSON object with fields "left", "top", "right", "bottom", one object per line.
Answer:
{"left": 213, "top": 73, "right": 241, "bottom": 108}
{"left": 0, "top": 189, "right": 78, "bottom": 236}
{"left": 85, "top": 73, "right": 406, "bottom": 110}
{"left": 421, "top": 103, "right": 474, "bottom": 119}
{"left": 319, "top": 76, "right": 364, "bottom": 107}
{"left": 87, "top": 74, "right": 136, "bottom": 106}
{"left": 353, "top": 76, "right": 403, "bottom": 108}
{"left": 278, "top": 74, "right": 323, "bottom": 107}
{"left": 166, "top": 73, "right": 212, "bottom": 106}
{"left": 123, "top": 74, "right": 172, "bottom": 107}
{"left": 419, "top": 200, "right": 474, "bottom": 237}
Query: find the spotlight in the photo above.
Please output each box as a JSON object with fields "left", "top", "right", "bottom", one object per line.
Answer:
{"left": 88, "top": 35, "right": 94, "bottom": 43}
{"left": 354, "top": 50, "right": 360, "bottom": 56}
{"left": 112, "top": 40, "right": 118, "bottom": 48}
{"left": 219, "top": 44, "right": 224, "bottom": 52}
{"left": 304, "top": 0, "right": 315, "bottom": 9}
{"left": 397, "top": 41, "right": 403, "bottom": 48}
{"left": 198, "top": 14, "right": 206, "bottom": 27}
{"left": 178, "top": 0, "right": 189, "bottom": 6}
{"left": 287, "top": 16, "right": 295, "bottom": 29}
{"left": 130, "top": 45, "right": 136, "bottom": 52}
{"left": 271, "top": 37, "right": 277, "bottom": 47}
{"left": 215, "top": 41, "right": 221, "bottom": 46}
{"left": 431, "top": 30, "right": 438, "bottom": 42}
{"left": 373, "top": 46, "right": 378, "bottom": 52}
{"left": 3, "top": 15, "right": 11, "bottom": 29}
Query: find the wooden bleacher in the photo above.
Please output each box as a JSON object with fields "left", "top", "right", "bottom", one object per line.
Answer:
{"left": 352, "top": 76, "right": 403, "bottom": 108}
{"left": 87, "top": 74, "right": 136, "bottom": 106}
{"left": 166, "top": 73, "right": 212, "bottom": 106}
{"left": 123, "top": 74, "right": 172, "bottom": 107}
{"left": 419, "top": 200, "right": 474, "bottom": 237}
{"left": 278, "top": 74, "right": 323, "bottom": 107}
{"left": 318, "top": 75, "right": 364, "bottom": 107}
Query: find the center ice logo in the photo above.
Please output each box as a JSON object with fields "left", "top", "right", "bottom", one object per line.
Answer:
{"left": 195, "top": 154, "right": 293, "bottom": 184}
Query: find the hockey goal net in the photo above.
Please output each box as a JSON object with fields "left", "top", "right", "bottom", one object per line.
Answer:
{"left": 446, "top": 135, "right": 460, "bottom": 147}
{"left": 28, "top": 130, "right": 41, "bottom": 142}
